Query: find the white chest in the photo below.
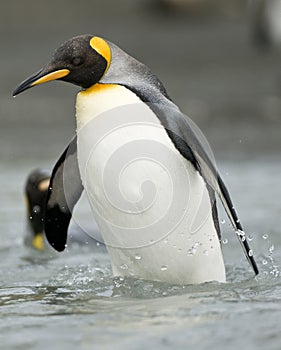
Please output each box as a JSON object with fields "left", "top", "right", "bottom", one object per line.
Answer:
{"left": 75, "top": 84, "right": 225, "bottom": 284}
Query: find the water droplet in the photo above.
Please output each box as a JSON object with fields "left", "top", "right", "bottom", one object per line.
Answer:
{"left": 178, "top": 248, "right": 182, "bottom": 252}
{"left": 114, "top": 281, "right": 121, "bottom": 288}
{"left": 262, "top": 234, "right": 268, "bottom": 240}
{"left": 237, "top": 230, "right": 245, "bottom": 237}
{"left": 203, "top": 250, "right": 209, "bottom": 256}
{"left": 262, "top": 259, "right": 268, "bottom": 265}
{"left": 187, "top": 249, "right": 194, "bottom": 256}
{"left": 269, "top": 245, "right": 275, "bottom": 253}
{"left": 163, "top": 239, "right": 168, "bottom": 244}
{"left": 248, "top": 249, "right": 253, "bottom": 257}
{"left": 135, "top": 254, "right": 142, "bottom": 260}
{"left": 96, "top": 242, "right": 100, "bottom": 246}
{"left": 180, "top": 232, "right": 185, "bottom": 236}
{"left": 29, "top": 216, "right": 33, "bottom": 220}
{"left": 160, "top": 265, "right": 168, "bottom": 271}
{"left": 222, "top": 239, "right": 228, "bottom": 245}
{"left": 32, "top": 205, "right": 41, "bottom": 214}
{"left": 247, "top": 234, "right": 254, "bottom": 241}
{"left": 221, "top": 219, "right": 226, "bottom": 224}
{"left": 120, "top": 264, "right": 128, "bottom": 270}
{"left": 241, "top": 236, "right": 246, "bottom": 242}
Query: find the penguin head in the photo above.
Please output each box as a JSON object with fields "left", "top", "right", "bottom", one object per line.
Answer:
{"left": 13, "top": 35, "right": 111, "bottom": 96}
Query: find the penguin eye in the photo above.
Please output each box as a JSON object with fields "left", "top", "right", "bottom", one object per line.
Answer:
{"left": 72, "top": 57, "right": 84, "bottom": 66}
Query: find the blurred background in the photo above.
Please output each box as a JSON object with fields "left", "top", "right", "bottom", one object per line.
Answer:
{"left": 1, "top": 0, "right": 280, "bottom": 156}
{"left": 1, "top": 0, "right": 281, "bottom": 159}
{"left": 0, "top": 0, "right": 280, "bottom": 247}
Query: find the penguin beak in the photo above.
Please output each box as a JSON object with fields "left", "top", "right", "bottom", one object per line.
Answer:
{"left": 13, "top": 68, "right": 70, "bottom": 96}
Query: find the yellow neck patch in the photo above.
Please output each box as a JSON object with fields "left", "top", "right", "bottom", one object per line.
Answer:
{"left": 79, "top": 82, "right": 118, "bottom": 96}
{"left": 90, "top": 36, "right": 111, "bottom": 73}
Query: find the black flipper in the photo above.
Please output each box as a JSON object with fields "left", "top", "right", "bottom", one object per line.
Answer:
{"left": 44, "top": 136, "right": 84, "bottom": 251}
{"left": 151, "top": 103, "right": 259, "bottom": 275}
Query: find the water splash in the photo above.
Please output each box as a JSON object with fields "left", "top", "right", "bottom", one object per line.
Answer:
{"left": 258, "top": 233, "right": 280, "bottom": 279}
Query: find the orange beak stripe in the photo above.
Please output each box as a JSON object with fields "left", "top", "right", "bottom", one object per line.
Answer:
{"left": 31, "top": 69, "right": 70, "bottom": 87}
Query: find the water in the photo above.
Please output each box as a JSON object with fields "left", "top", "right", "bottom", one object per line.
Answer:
{"left": 1, "top": 1, "right": 281, "bottom": 349}
{"left": 1, "top": 152, "right": 281, "bottom": 350}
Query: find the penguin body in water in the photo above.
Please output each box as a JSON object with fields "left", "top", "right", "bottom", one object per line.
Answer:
{"left": 14, "top": 35, "right": 258, "bottom": 284}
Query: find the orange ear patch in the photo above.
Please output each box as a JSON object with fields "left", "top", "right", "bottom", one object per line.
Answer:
{"left": 90, "top": 37, "right": 111, "bottom": 72}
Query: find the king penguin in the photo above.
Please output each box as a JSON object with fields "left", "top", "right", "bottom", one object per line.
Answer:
{"left": 13, "top": 35, "right": 258, "bottom": 284}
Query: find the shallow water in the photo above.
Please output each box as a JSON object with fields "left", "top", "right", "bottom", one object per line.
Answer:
{"left": 1, "top": 152, "right": 281, "bottom": 350}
